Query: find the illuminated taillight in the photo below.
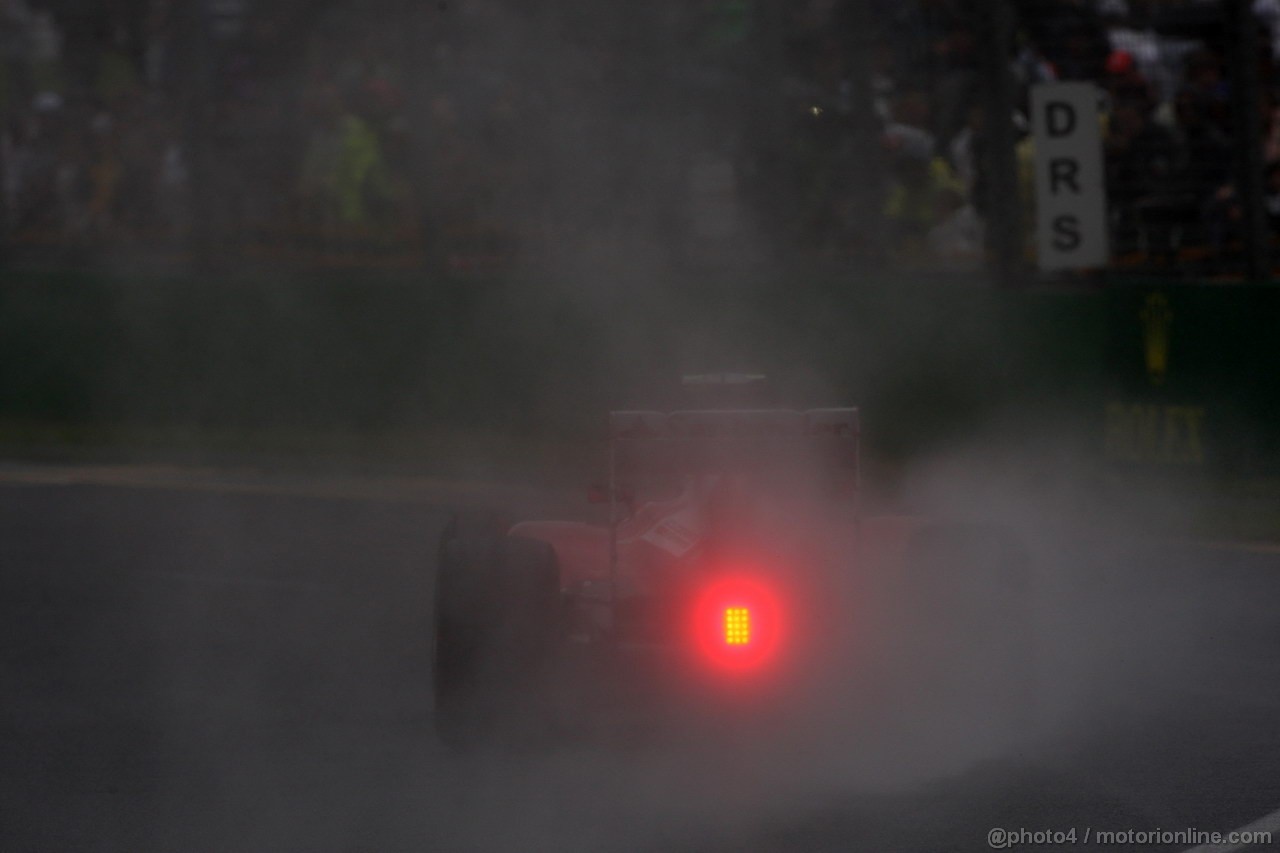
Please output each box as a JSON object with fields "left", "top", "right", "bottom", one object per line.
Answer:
{"left": 724, "top": 607, "right": 751, "bottom": 645}
{"left": 692, "top": 576, "right": 783, "bottom": 671}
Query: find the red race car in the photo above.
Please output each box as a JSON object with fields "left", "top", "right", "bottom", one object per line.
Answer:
{"left": 432, "top": 385, "right": 1035, "bottom": 749}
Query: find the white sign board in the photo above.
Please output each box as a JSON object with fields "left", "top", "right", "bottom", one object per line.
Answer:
{"left": 1031, "top": 83, "right": 1108, "bottom": 270}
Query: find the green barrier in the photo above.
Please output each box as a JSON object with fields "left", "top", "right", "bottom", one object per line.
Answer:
{"left": 0, "top": 268, "right": 1273, "bottom": 476}
{"left": 1101, "top": 282, "right": 1280, "bottom": 475}
{"left": 0, "top": 269, "right": 609, "bottom": 437}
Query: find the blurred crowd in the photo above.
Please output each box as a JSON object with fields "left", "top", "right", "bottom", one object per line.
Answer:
{"left": 0, "top": 0, "right": 422, "bottom": 258}
{"left": 0, "top": 0, "right": 1275, "bottom": 272}
{"left": 0, "top": 1, "right": 187, "bottom": 243}
{"left": 863, "top": 0, "right": 1278, "bottom": 268}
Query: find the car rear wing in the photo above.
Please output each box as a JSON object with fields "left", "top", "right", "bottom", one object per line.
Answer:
{"left": 610, "top": 408, "right": 859, "bottom": 442}
{"left": 602, "top": 408, "right": 859, "bottom": 604}
{"left": 608, "top": 407, "right": 860, "bottom": 502}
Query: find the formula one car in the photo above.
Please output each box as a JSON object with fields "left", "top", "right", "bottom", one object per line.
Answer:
{"left": 432, "top": 379, "right": 1035, "bottom": 749}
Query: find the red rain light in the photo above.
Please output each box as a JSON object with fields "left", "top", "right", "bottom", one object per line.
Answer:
{"left": 690, "top": 575, "right": 783, "bottom": 672}
{"left": 724, "top": 607, "right": 751, "bottom": 645}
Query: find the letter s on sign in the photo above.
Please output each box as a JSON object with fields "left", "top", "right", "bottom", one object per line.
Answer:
{"left": 1052, "top": 215, "right": 1081, "bottom": 250}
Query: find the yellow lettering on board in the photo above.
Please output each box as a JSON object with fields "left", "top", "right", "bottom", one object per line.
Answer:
{"left": 1104, "top": 403, "right": 1206, "bottom": 465}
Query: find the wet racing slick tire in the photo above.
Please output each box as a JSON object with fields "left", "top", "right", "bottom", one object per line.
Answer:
{"left": 432, "top": 514, "right": 561, "bottom": 750}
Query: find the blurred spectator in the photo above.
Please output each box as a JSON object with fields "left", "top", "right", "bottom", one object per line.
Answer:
{"left": 1102, "top": 0, "right": 1200, "bottom": 106}
{"left": 299, "top": 86, "right": 356, "bottom": 227}
{"left": 882, "top": 90, "right": 964, "bottom": 251}
{"left": 883, "top": 151, "right": 964, "bottom": 251}
{"left": 143, "top": 0, "right": 175, "bottom": 94}
{"left": 1017, "top": 0, "right": 1110, "bottom": 81}
{"left": 208, "top": 97, "right": 256, "bottom": 243}
{"left": 946, "top": 103, "right": 980, "bottom": 203}
{"left": 28, "top": 10, "right": 64, "bottom": 100}
{"left": 1172, "top": 86, "right": 1231, "bottom": 195}
{"left": 1106, "top": 98, "right": 1177, "bottom": 253}
{"left": 1254, "top": 0, "right": 1280, "bottom": 61}
{"left": 295, "top": 89, "right": 343, "bottom": 227}
{"left": 94, "top": 23, "right": 140, "bottom": 108}
{"left": 928, "top": 185, "right": 985, "bottom": 263}
{"left": 1202, "top": 160, "right": 1280, "bottom": 256}
{"left": 1103, "top": 49, "right": 1156, "bottom": 117}
{"left": 926, "top": 4, "right": 980, "bottom": 151}
{"left": 85, "top": 118, "right": 121, "bottom": 236}
{"left": 1180, "top": 47, "right": 1231, "bottom": 133}
{"left": 884, "top": 89, "right": 937, "bottom": 161}
{"left": 154, "top": 115, "right": 187, "bottom": 235}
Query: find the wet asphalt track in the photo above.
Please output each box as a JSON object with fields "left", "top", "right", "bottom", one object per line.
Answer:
{"left": 3, "top": 475, "right": 1280, "bottom": 852}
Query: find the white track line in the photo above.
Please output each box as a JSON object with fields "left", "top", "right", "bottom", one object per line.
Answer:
{"left": 141, "top": 570, "right": 334, "bottom": 591}
{"left": 0, "top": 462, "right": 531, "bottom": 506}
{"left": 1185, "top": 805, "right": 1280, "bottom": 852}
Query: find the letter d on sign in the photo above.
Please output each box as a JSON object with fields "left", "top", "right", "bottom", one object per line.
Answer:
{"left": 1045, "top": 101, "right": 1076, "bottom": 137}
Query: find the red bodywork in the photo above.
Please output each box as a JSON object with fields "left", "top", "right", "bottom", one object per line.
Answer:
{"left": 508, "top": 408, "right": 866, "bottom": 689}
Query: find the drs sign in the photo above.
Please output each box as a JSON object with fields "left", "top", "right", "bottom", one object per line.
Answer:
{"left": 1031, "top": 83, "right": 1108, "bottom": 270}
